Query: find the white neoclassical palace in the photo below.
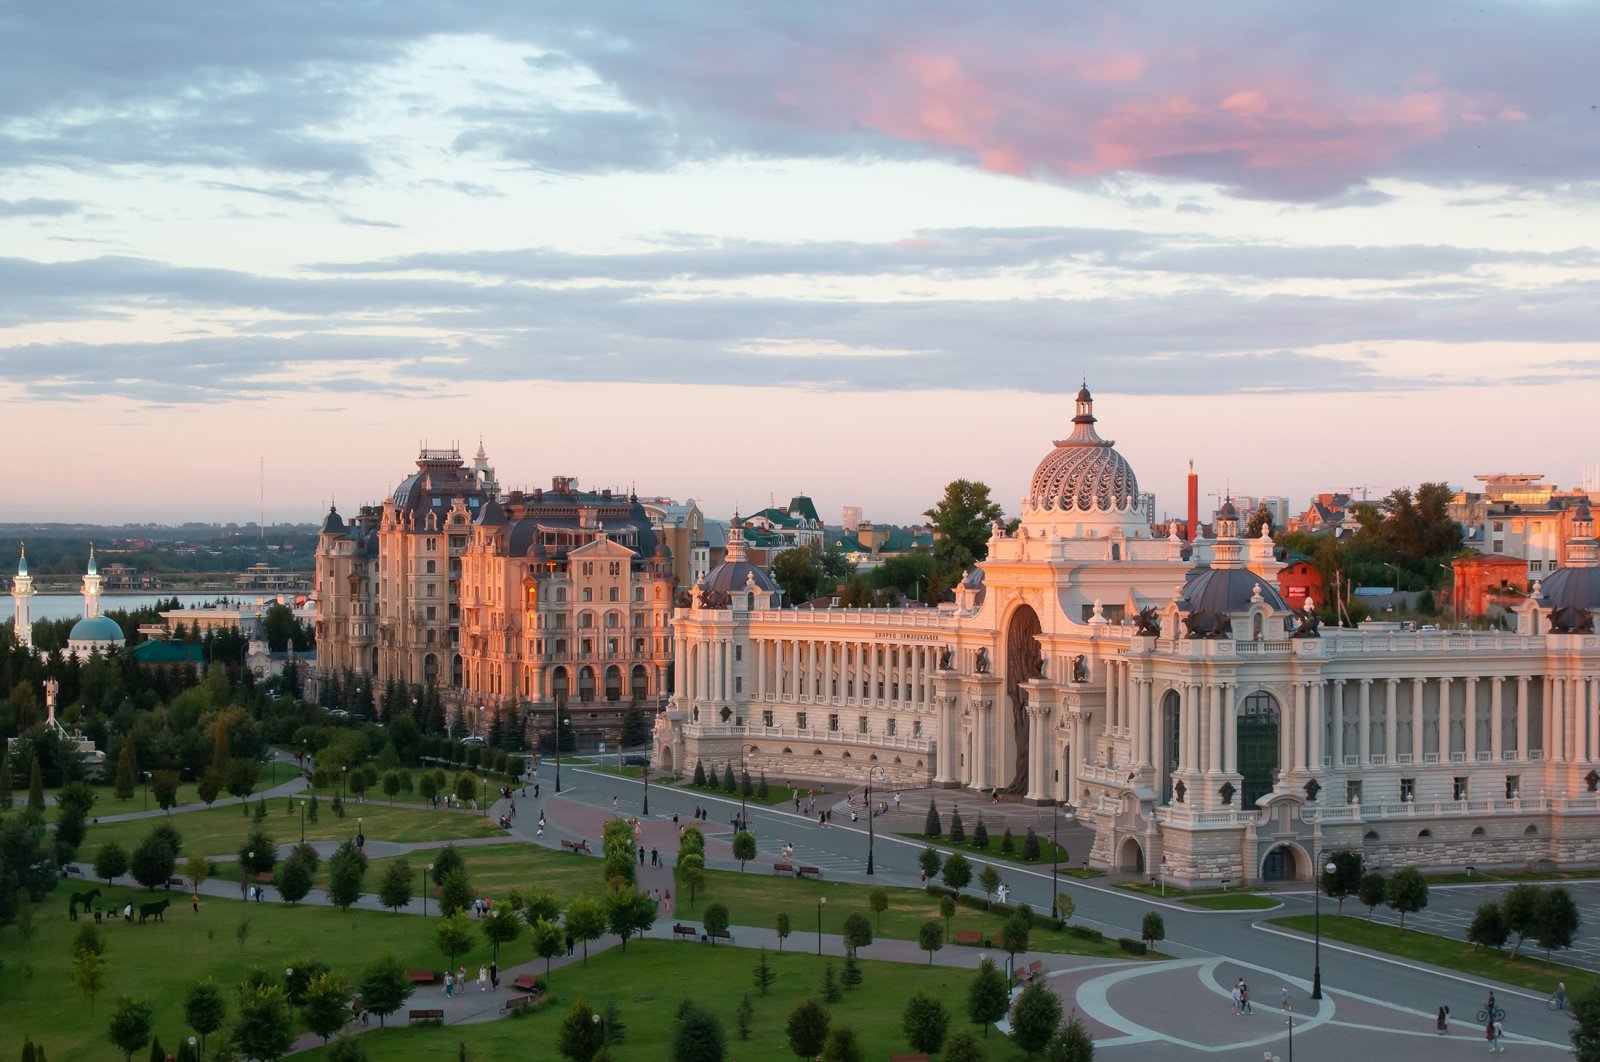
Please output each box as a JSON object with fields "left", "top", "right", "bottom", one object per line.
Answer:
{"left": 659, "top": 387, "right": 1600, "bottom": 885}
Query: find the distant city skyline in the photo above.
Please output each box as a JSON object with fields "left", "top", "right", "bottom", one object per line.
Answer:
{"left": 2, "top": 5, "right": 1596, "bottom": 526}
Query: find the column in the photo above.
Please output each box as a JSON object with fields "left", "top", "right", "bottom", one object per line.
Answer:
{"left": 1543, "top": 677, "right": 1555, "bottom": 760}
{"left": 1384, "top": 679, "right": 1398, "bottom": 763}
{"left": 971, "top": 699, "right": 992, "bottom": 790}
{"left": 1211, "top": 684, "right": 1226, "bottom": 774}
{"left": 1516, "top": 675, "right": 1529, "bottom": 760}
{"left": 1490, "top": 676, "right": 1504, "bottom": 761}
{"left": 1222, "top": 684, "right": 1237, "bottom": 775}
{"left": 1289, "top": 683, "right": 1304, "bottom": 771}
{"left": 1184, "top": 683, "right": 1200, "bottom": 775}
{"left": 1465, "top": 677, "right": 1478, "bottom": 762}
{"left": 1104, "top": 662, "right": 1117, "bottom": 733}
{"left": 1358, "top": 680, "right": 1372, "bottom": 765}
{"left": 1121, "top": 662, "right": 1134, "bottom": 735}
{"left": 1309, "top": 682, "right": 1323, "bottom": 770}
{"left": 1411, "top": 678, "right": 1425, "bottom": 764}
{"left": 1145, "top": 680, "right": 1157, "bottom": 767}
{"left": 1331, "top": 679, "right": 1345, "bottom": 766}
{"left": 1589, "top": 678, "right": 1599, "bottom": 763}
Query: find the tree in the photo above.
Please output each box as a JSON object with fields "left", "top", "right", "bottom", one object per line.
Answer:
{"left": 1247, "top": 502, "right": 1274, "bottom": 538}
{"left": 820, "top": 962, "right": 842, "bottom": 1003}
{"left": 903, "top": 991, "right": 951, "bottom": 1054}
{"left": 941, "top": 895, "right": 957, "bottom": 936}
{"left": 925, "top": 478, "right": 1004, "bottom": 584}
{"left": 1011, "top": 979, "right": 1064, "bottom": 1056}
{"left": 327, "top": 842, "right": 366, "bottom": 911}
{"left": 1467, "top": 902, "right": 1510, "bottom": 951}
{"left": 1001, "top": 911, "right": 1031, "bottom": 966}
{"left": 27, "top": 756, "right": 43, "bottom": 813}
{"left": 529, "top": 915, "right": 564, "bottom": 975}
{"left": 942, "top": 852, "right": 973, "bottom": 892}
{"left": 693, "top": 760, "right": 707, "bottom": 787}
{"left": 732, "top": 830, "right": 756, "bottom": 872}
{"left": 841, "top": 952, "right": 863, "bottom": 991}
{"left": 919, "top": 846, "right": 942, "bottom": 883}
{"left": 301, "top": 972, "right": 353, "bottom": 1043}
{"left": 924, "top": 800, "right": 942, "bottom": 837}
{"left": 96, "top": 840, "right": 130, "bottom": 886}
{"left": 1503, "top": 882, "right": 1545, "bottom": 958}
{"left": 972, "top": 817, "right": 989, "bottom": 849}
{"left": 233, "top": 983, "right": 295, "bottom": 1062}
{"left": 151, "top": 770, "right": 180, "bottom": 813}
{"left": 114, "top": 745, "right": 138, "bottom": 801}
{"left": 108, "top": 996, "right": 154, "bottom": 1062}
{"left": 919, "top": 919, "right": 945, "bottom": 964}
{"left": 1022, "top": 827, "right": 1042, "bottom": 862}
{"left": 435, "top": 912, "right": 474, "bottom": 971}
{"left": 678, "top": 854, "right": 706, "bottom": 909}
{"left": 842, "top": 911, "right": 872, "bottom": 955}
{"left": 276, "top": 857, "right": 312, "bottom": 905}
{"left": 1044, "top": 1012, "right": 1096, "bottom": 1062}
{"left": 704, "top": 902, "right": 731, "bottom": 945}
{"left": 949, "top": 809, "right": 966, "bottom": 845}
{"left": 430, "top": 845, "right": 465, "bottom": 886}
{"left": 185, "top": 853, "right": 210, "bottom": 892}
{"left": 786, "top": 996, "right": 831, "bottom": 1059}
{"left": 74, "top": 919, "right": 106, "bottom": 959}
{"left": 671, "top": 1000, "right": 727, "bottom": 1062}
{"left": 775, "top": 912, "right": 791, "bottom": 951}
{"left": 378, "top": 858, "right": 414, "bottom": 913}
{"left": 943, "top": 1029, "right": 990, "bottom": 1062}
{"left": 1141, "top": 912, "right": 1165, "bottom": 949}
{"left": 866, "top": 888, "right": 890, "bottom": 932}
{"left": 603, "top": 886, "right": 656, "bottom": 952}
{"left": 481, "top": 898, "right": 523, "bottom": 962}
{"left": 1055, "top": 892, "right": 1075, "bottom": 924}
{"left": 1384, "top": 865, "right": 1429, "bottom": 930}
{"left": 979, "top": 865, "right": 1001, "bottom": 901}
{"left": 968, "top": 957, "right": 1009, "bottom": 1037}
{"left": 438, "top": 868, "right": 473, "bottom": 917}
{"left": 753, "top": 947, "right": 777, "bottom": 995}
{"left": 565, "top": 894, "right": 607, "bottom": 964}
{"left": 603, "top": 817, "right": 637, "bottom": 887}
{"left": 736, "top": 993, "right": 754, "bottom": 1041}
{"left": 130, "top": 831, "right": 178, "bottom": 890}
{"left": 356, "top": 954, "right": 413, "bottom": 1027}
{"left": 557, "top": 1000, "right": 603, "bottom": 1061}
{"left": 327, "top": 1034, "right": 368, "bottom": 1062}
{"left": 238, "top": 827, "right": 276, "bottom": 881}
{"left": 820, "top": 1025, "right": 865, "bottom": 1062}
{"left": 1358, "top": 871, "right": 1387, "bottom": 918}
{"left": 1571, "top": 983, "right": 1600, "bottom": 1062}
{"left": 74, "top": 950, "right": 108, "bottom": 1015}
{"left": 1320, "top": 850, "right": 1364, "bottom": 915}
{"left": 184, "top": 978, "right": 227, "bottom": 1054}
{"left": 1536, "top": 886, "right": 1581, "bottom": 960}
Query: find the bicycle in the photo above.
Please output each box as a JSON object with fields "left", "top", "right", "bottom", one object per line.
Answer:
{"left": 1548, "top": 996, "right": 1567, "bottom": 1012}
{"left": 1476, "top": 1006, "right": 1506, "bottom": 1023}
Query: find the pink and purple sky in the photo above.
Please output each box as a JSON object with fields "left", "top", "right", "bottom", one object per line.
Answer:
{"left": 1, "top": 3, "right": 1597, "bottom": 527}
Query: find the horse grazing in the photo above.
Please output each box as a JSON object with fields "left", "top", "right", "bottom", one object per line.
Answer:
{"left": 69, "top": 888, "right": 101, "bottom": 920}
{"left": 138, "top": 898, "right": 170, "bottom": 924}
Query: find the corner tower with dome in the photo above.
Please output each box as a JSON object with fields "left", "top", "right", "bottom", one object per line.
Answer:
{"left": 668, "top": 385, "right": 1600, "bottom": 886}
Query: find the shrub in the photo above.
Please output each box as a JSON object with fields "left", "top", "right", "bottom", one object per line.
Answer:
{"left": 1067, "top": 925, "right": 1103, "bottom": 942}
{"left": 1141, "top": 912, "right": 1165, "bottom": 948}
{"left": 1000, "top": 827, "right": 1015, "bottom": 854}
{"left": 972, "top": 817, "right": 989, "bottom": 849}
{"left": 1021, "top": 827, "right": 1041, "bottom": 861}
{"left": 924, "top": 801, "right": 942, "bottom": 838}
{"left": 948, "top": 809, "right": 965, "bottom": 844}
{"left": 1117, "top": 937, "right": 1147, "bottom": 955}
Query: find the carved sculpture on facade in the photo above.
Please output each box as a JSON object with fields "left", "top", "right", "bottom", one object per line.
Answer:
{"left": 938, "top": 646, "right": 953, "bottom": 670}
{"left": 1548, "top": 606, "right": 1596, "bottom": 634}
{"left": 1035, "top": 654, "right": 1048, "bottom": 678}
{"left": 1290, "top": 608, "right": 1321, "bottom": 639}
{"left": 975, "top": 647, "right": 990, "bottom": 673}
{"left": 1133, "top": 606, "right": 1161, "bottom": 636}
{"left": 1071, "top": 654, "right": 1089, "bottom": 683}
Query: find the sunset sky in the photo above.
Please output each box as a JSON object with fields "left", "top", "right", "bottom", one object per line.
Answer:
{"left": 2, "top": 3, "right": 1597, "bottom": 527}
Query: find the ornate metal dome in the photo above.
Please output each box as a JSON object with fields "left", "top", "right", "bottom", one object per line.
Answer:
{"left": 1026, "top": 387, "right": 1139, "bottom": 514}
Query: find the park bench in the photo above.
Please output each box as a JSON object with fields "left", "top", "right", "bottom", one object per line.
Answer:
{"left": 62, "top": 864, "right": 85, "bottom": 878}
{"left": 407, "top": 1009, "right": 445, "bottom": 1023}
{"left": 796, "top": 865, "right": 822, "bottom": 879}
{"left": 706, "top": 928, "right": 735, "bottom": 944}
{"left": 256, "top": 872, "right": 275, "bottom": 884}
{"left": 560, "top": 839, "right": 591, "bottom": 854}
{"left": 512, "top": 974, "right": 540, "bottom": 993}
{"left": 954, "top": 930, "right": 987, "bottom": 947}
{"left": 890, "top": 1054, "right": 930, "bottom": 1062}
{"left": 167, "top": 876, "right": 187, "bottom": 889}
{"left": 1015, "top": 960, "right": 1045, "bottom": 984}
{"left": 672, "top": 923, "right": 698, "bottom": 939}
{"left": 772, "top": 862, "right": 794, "bottom": 875}
{"left": 501, "top": 994, "right": 535, "bottom": 1014}
{"left": 406, "top": 969, "right": 439, "bottom": 985}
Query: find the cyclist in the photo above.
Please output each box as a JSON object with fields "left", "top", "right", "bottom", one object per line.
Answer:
{"left": 1557, "top": 981, "right": 1567, "bottom": 1010}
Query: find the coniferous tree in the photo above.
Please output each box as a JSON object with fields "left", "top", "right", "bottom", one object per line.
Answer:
{"left": 949, "top": 809, "right": 966, "bottom": 845}
{"left": 924, "top": 800, "right": 942, "bottom": 838}
{"left": 113, "top": 743, "right": 138, "bottom": 801}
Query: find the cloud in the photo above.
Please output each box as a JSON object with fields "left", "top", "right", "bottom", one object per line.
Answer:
{"left": 0, "top": 197, "right": 79, "bottom": 217}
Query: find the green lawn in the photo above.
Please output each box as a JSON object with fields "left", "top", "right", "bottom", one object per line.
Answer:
{"left": 1, "top": 888, "right": 501, "bottom": 1061}
{"left": 906, "top": 830, "right": 1074, "bottom": 870}
{"left": 679, "top": 778, "right": 800, "bottom": 806}
{"left": 20, "top": 778, "right": 244, "bottom": 823}
{"left": 1183, "top": 894, "right": 1280, "bottom": 911}
{"left": 295, "top": 939, "right": 1041, "bottom": 1062}
{"left": 82, "top": 800, "right": 503, "bottom": 862}
{"left": 1272, "top": 914, "right": 1595, "bottom": 996}
{"left": 344, "top": 843, "right": 608, "bottom": 900}
{"left": 682, "top": 866, "right": 1157, "bottom": 961}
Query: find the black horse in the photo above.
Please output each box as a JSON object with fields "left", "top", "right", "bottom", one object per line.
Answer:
{"left": 138, "top": 897, "right": 170, "bottom": 924}
{"left": 68, "top": 888, "right": 101, "bottom": 920}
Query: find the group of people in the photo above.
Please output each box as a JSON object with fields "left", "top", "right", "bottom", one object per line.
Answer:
{"left": 442, "top": 963, "right": 498, "bottom": 997}
{"left": 1230, "top": 979, "right": 1252, "bottom": 1015}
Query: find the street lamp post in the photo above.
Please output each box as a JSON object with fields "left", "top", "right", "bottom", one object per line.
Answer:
{"left": 1051, "top": 804, "right": 1075, "bottom": 918}
{"left": 738, "top": 744, "right": 758, "bottom": 831}
{"left": 816, "top": 896, "right": 827, "bottom": 955}
{"left": 865, "top": 765, "right": 886, "bottom": 875}
{"left": 298, "top": 799, "right": 306, "bottom": 845}
{"left": 141, "top": 771, "right": 150, "bottom": 813}
{"left": 642, "top": 758, "right": 650, "bottom": 816}
{"left": 242, "top": 851, "right": 254, "bottom": 899}
{"left": 1311, "top": 854, "right": 1336, "bottom": 1000}
{"left": 340, "top": 765, "right": 347, "bottom": 803}
{"left": 555, "top": 700, "right": 569, "bottom": 793}
{"left": 423, "top": 863, "right": 432, "bottom": 917}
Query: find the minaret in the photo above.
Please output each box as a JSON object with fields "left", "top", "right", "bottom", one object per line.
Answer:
{"left": 1186, "top": 459, "right": 1199, "bottom": 542}
{"left": 82, "top": 544, "right": 103, "bottom": 620}
{"left": 725, "top": 512, "right": 749, "bottom": 563}
{"left": 12, "top": 545, "right": 34, "bottom": 651}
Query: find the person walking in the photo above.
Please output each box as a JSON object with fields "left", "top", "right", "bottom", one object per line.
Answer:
{"left": 1239, "top": 981, "right": 1251, "bottom": 1014}
{"left": 566, "top": 933, "right": 575, "bottom": 957}
{"left": 478, "top": 964, "right": 488, "bottom": 991}
{"left": 1231, "top": 982, "right": 1242, "bottom": 1016}
{"left": 639, "top": 845, "right": 646, "bottom": 866}
{"left": 1437, "top": 1005, "right": 1450, "bottom": 1034}
{"left": 444, "top": 972, "right": 454, "bottom": 998}
{"left": 457, "top": 965, "right": 467, "bottom": 991}
{"left": 1490, "top": 1016, "right": 1504, "bottom": 1052}
{"left": 1557, "top": 981, "right": 1568, "bottom": 1010}
{"left": 192, "top": 893, "right": 200, "bottom": 913}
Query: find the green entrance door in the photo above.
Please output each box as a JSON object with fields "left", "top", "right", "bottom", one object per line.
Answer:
{"left": 1236, "top": 693, "right": 1281, "bottom": 806}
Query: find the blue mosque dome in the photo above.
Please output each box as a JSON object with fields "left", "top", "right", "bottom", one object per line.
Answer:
{"left": 69, "top": 615, "right": 124, "bottom": 644}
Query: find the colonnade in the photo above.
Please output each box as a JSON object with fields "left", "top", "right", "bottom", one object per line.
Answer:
{"left": 678, "top": 634, "right": 943, "bottom": 709}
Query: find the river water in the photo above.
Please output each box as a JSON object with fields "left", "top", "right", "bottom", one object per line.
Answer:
{"left": 0, "top": 593, "right": 256, "bottom": 625}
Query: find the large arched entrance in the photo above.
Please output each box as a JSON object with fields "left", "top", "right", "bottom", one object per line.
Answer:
{"left": 1003, "top": 605, "right": 1042, "bottom": 794}
{"left": 1237, "top": 691, "right": 1281, "bottom": 806}
{"left": 659, "top": 744, "right": 674, "bottom": 773}
{"left": 578, "top": 667, "right": 596, "bottom": 703}
{"left": 1262, "top": 844, "right": 1299, "bottom": 881}
{"left": 605, "top": 666, "right": 623, "bottom": 702}
{"left": 630, "top": 664, "right": 649, "bottom": 701}
{"left": 1118, "top": 837, "right": 1146, "bottom": 873}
